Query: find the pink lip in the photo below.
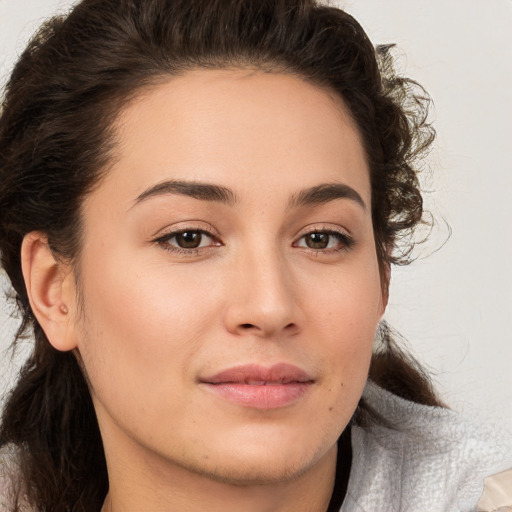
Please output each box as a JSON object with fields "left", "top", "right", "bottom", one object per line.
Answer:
{"left": 199, "top": 363, "right": 314, "bottom": 410}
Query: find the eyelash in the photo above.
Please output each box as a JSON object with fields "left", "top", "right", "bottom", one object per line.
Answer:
{"left": 154, "top": 228, "right": 221, "bottom": 255}
{"left": 293, "top": 228, "right": 355, "bottom": 254}
{"left": 153, "top": 227, "right": 355, "bottom": 256}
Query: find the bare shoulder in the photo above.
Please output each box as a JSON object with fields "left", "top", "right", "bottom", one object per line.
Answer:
{"left": 477, "top": 468, "right": 512, "bottom": 512}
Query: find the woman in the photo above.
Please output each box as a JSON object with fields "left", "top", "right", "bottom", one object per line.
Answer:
{"left": 0, "top": 1, "right": 510, "bottom": 511}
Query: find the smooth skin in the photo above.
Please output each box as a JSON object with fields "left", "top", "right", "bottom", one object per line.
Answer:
{"left": 22, "top": 69, "right": 387, "bottom": 512}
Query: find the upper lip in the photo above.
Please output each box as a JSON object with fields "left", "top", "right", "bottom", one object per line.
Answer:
{"left": 200, "top": 363, "right": 314, "bottom": 385}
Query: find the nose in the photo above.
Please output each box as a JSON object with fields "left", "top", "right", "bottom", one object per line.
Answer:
{"left": 223, "top": 249, "right": 303, "bottom": 338}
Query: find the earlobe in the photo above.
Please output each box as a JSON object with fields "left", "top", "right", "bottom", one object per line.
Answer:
{"left": 21, "top": 232, "right": 78, "bottom": 351}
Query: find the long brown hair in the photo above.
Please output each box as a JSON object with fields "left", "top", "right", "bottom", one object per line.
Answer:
{"left": 0, "top": 1, "right": 439, "bottom": 510}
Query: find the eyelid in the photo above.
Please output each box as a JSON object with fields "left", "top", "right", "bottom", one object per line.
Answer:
{"left": 151, "top": 221, "right": 220, "bottom": 240}
{"left": 294, "top": 223, "right": 352, "bottom": 240}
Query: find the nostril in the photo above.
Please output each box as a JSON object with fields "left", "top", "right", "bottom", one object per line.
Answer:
{"left": 284, "top": 323, "right": 298, "bottom": 334}
{"left": 237, "top": 322, "right": 298, "bottom": 334}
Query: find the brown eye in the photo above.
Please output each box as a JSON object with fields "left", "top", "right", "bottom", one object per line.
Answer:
{"left": 295, "top": 230, "right": 354, "bottom": 252}
{"left": 156, "top": 229, "right": 219, "bottom": 252}
{"left": 175, "top": 231, "right": 203, "bottom": 248}
{"left": 304, "top": 232, "right": 330, "bottom": 249}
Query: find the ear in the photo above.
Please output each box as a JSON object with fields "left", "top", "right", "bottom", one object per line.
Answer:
{"left": 21, "top": 232, "right": 79, "bottom": 351}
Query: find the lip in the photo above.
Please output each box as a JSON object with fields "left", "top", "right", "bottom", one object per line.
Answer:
{"left": 199, "top": 363, "right": 315, "bottom": 410}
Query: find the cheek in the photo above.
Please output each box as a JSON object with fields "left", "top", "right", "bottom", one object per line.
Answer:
{"left": 305, "top": 256, "right": 383, "bottom": 345}
{"left": 74, "top": 256, "right": 222, "bottom": 413}
{"left": 303, "top": 261, "right": 382, "bottom": 408}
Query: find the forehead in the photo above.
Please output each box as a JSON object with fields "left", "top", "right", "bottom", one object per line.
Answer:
{"left": 98, "top": 69, "right": 370, "bottom": 208}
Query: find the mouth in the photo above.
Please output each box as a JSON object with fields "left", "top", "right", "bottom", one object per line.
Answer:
{"left": 199, "top": 363, "right": 315, "bottom": 410}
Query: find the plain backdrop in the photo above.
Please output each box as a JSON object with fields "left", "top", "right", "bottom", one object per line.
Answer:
{"left": 1, "top": 0, "right": 511, "bottom": 433}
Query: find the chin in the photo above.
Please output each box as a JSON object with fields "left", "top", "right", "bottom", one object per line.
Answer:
{"left": 178, "top": 429, "right": 337, "bottom": 486}
{"left": 188, "top": 450, "right": 324, "bottom": 486}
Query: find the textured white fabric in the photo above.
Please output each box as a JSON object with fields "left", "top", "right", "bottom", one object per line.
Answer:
{"left": 341, "top": 381, "right": 512, "bottom": 512}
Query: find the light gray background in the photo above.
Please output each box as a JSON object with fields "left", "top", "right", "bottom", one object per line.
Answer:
{"left": 1, "top": 0, "right": 511, "bottom": 433}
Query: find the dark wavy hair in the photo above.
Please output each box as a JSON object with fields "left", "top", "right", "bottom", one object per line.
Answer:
{"left": 0, "top": 0, "right": 439, "bottom": 510}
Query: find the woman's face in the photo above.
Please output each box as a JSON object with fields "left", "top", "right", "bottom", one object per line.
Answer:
{"left": 65, "top": 70, "right": 385, "bottom": 485}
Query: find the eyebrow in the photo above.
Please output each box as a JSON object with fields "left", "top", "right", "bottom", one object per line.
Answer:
{"left": 289, "top": 183, "right": 366, "bottom": 211}
{"left": 132, "top": 180, "right": 238, "bottom": 207}
{"left": 132, "top": 179, "right": 366, "bottom": 211}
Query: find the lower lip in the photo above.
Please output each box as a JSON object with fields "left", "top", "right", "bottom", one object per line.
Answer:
{"left": 202, "top": 382, "right": 312, "bottom": 409}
